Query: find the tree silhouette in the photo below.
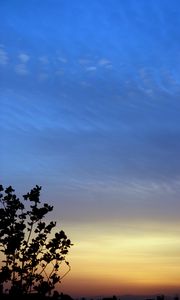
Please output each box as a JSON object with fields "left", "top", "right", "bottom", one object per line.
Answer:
{"left": 0, "top": 184, "right": 73, "bottom": 296}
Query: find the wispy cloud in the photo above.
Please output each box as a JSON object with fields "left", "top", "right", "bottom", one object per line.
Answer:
{"left": 58, "top": 57, "right": 67, "bottom": 63}
{"left": 39, "top": 56, "right": 49, "bottom": 64}
{"left": 55, "top": 69, "right": 64, "bottom": 76}
{"left": 38, "top": 73, "right": 49, "bottom": 81}
{"left": 80, "top": 81, "right": 92, "bottom": 87}
{"left": 78, "top": 58, "right": 91, "bottom": 65}
{"left": 15, "top": 64, "right": 29, "bottom": 75}
{"left": 18, "top": 53, "right": 30, "bottom": 63}
{"left": 0, "top": 48, "right": 8, "bottom": 65}
{"left": 86, "top": 66, "right": 97, "bottom": 71}
{"left": 98, "top": 58, "right": 111, "bottom": 66}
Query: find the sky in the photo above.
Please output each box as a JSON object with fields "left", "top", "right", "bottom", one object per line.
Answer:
{"left": 1, "top": 0, "right": 180, "bottom": 297}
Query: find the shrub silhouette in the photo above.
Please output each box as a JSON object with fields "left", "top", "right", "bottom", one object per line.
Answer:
{"left": 0, "top": 184, "right": 73, "bottom": 296}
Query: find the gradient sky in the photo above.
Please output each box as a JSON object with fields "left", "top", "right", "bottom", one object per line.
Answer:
{"left": 1, "top": 0, "right": 180, "bottom": 297}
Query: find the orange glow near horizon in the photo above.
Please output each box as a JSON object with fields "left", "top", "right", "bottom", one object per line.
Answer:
{"left": 58, "top": 221, "right": 180, "bottom": 297}
{"left": 0, "top": 220, "right": 180, "bottom": 298}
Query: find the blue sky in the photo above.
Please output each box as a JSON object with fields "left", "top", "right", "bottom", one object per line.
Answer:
{"left": 1, "top": 0, "right": 180, "bottom": 296}
{"left": 1, "top": 0, "right": 180, "bottom": 231}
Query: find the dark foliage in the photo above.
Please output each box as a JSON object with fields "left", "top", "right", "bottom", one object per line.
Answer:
{"left": 0, "top": 184, "right": 73, "bottom": 296}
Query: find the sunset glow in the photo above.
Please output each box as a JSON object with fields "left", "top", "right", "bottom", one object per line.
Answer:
{"left": 59, "top": 222, "right": 180, "bottom": 296}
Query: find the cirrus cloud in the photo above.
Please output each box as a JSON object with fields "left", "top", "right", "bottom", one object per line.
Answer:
{"left": 0, "top": 48, "right": 8, "bottom": 65}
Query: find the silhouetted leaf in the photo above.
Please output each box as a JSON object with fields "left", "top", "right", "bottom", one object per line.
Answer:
{"left": 0, "top": 184, "right": 72, "bottom": 295}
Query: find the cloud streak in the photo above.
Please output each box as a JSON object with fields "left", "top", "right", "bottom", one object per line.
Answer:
{"left": 0, "top": 47, "right": 8, "bottom": 65}
{"left": 15, "top": 63, "right": 29, "bottom": 75}
{"left": 18, "top": 53, "right": 30, "bottom": 63}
